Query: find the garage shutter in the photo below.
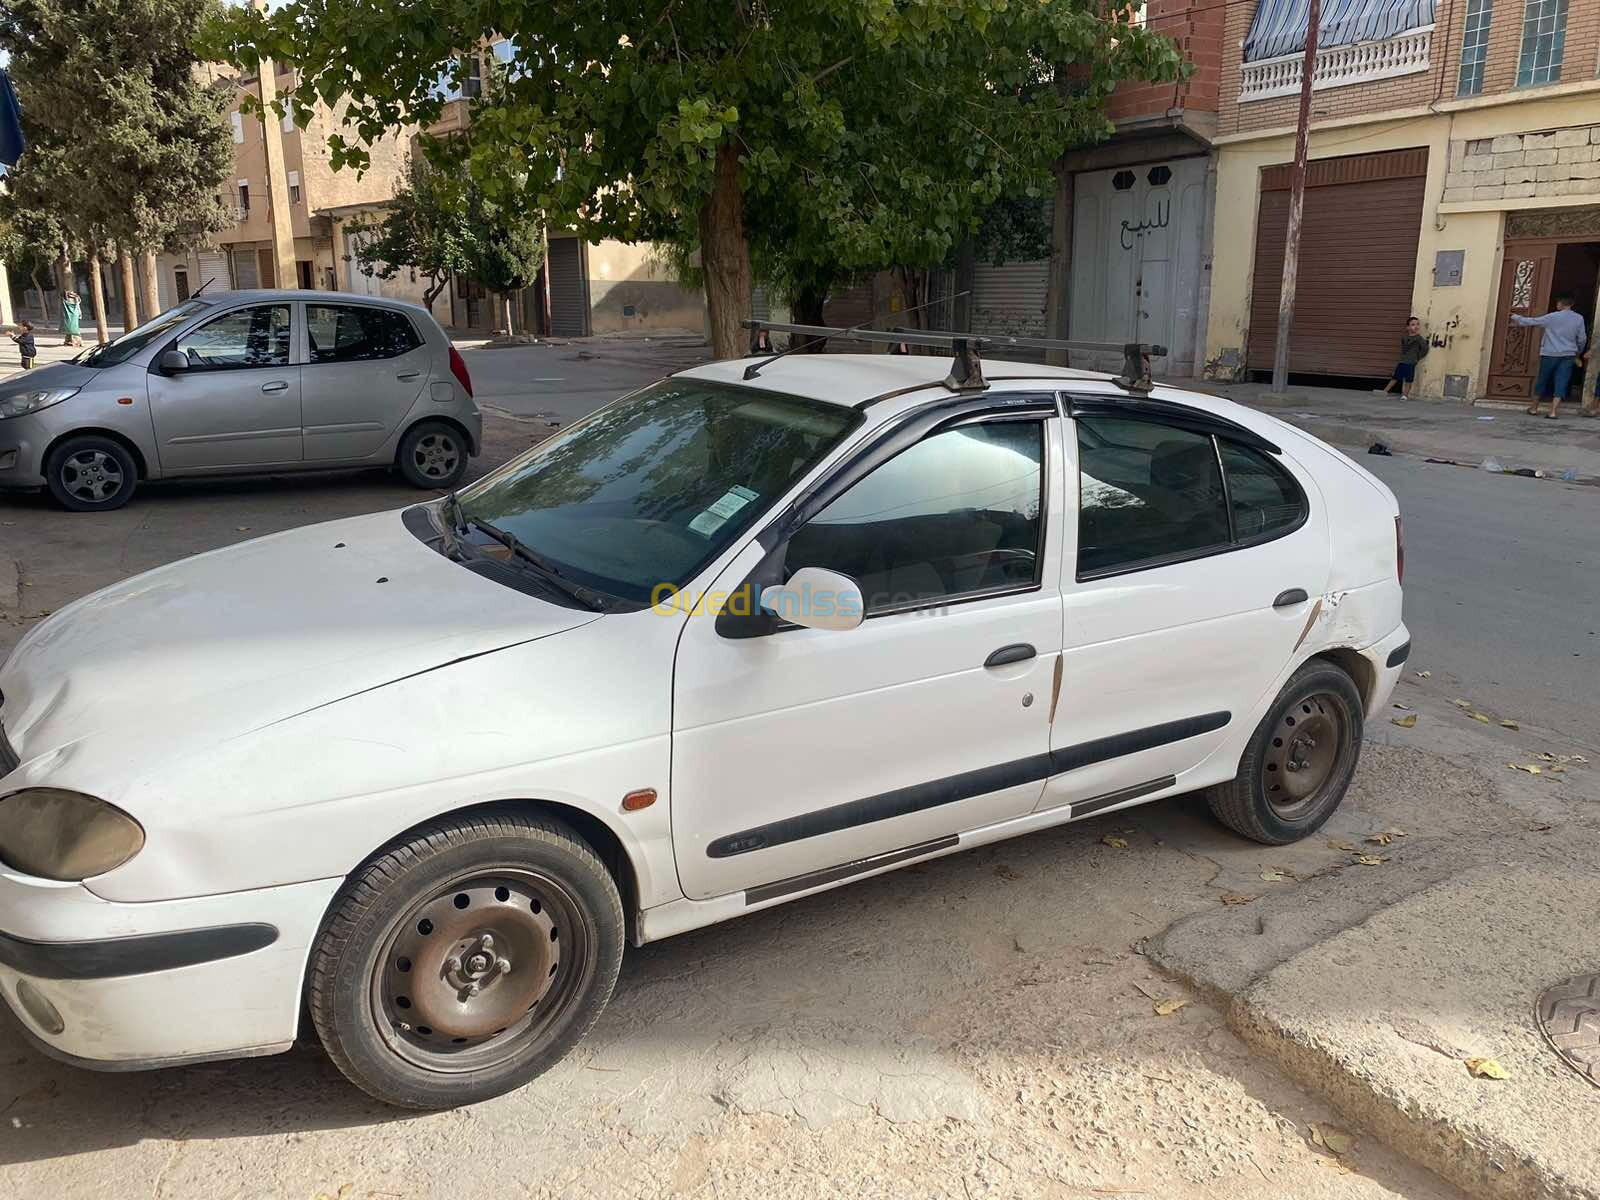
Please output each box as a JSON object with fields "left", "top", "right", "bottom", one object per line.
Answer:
{"left": 229, "top": 248, "right": 259, "bottom": 290}
{"left": 547, "top": 238, "right": 589, "bottom": 336}
{"left": 751, "top": 286, "right": 771, "bottom": 323}
{"left": 1248, "top": 148, "right": 1427, "bottom": 377}
{"left": 970, "top": 260, "right": 1050, "bottom": 339}
{"left": 196, "top": 251, "right": 229, "bottom": 294}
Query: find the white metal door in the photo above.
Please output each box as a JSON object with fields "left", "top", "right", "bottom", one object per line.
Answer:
{"left": 344, "top": 230, "right": 384, "bottom": 297}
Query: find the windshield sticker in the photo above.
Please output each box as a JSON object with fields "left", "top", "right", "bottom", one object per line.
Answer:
{"left": 688, "top": 485, "right": 759, "bottom": 538}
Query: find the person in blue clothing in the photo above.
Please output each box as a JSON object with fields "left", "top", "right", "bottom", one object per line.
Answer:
{"left": 1511, "top": 293, "right": 1586, "bottom": 419}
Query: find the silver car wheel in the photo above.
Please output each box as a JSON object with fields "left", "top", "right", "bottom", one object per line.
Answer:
{"left": 59, "top": 449, "right": 126, "bottom": 504}
{"left": 411, "top": 432, "right": 461, "bottom": 481}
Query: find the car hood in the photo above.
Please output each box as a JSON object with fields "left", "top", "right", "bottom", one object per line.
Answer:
{"left": 0, "top": 359, "right": 101, "bottom": 394}
{"left": 0, "top": 508, "right": 599, "bottom": 780}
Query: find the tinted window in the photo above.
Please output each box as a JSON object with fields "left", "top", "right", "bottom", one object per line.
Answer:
{"left": 785, "top": 420, "right": 1044, "bottom": 613}
{"left": 307, "top": 304, "right": 422, "bottom": 363}
{"left": 176, "top": 305, "right": 291, "bottom": 370}
{"left": 1076, "top": 417, "right": 1230, "bottom": 577}
{"left": 1219, "top": 441, "right": 1305, "bottom": 540}
{"left": 458, "top": 381, "right": 855, "bottom": 604}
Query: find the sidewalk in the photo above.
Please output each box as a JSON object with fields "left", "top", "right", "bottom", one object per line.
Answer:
{"left": 1197, "top": 380, "right": 1600, "bottom": 484}
{"left": 0, "top": 324, "right": 128, "bottom": 374}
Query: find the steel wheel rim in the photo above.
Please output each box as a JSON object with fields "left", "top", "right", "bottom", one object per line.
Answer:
{"left": 1263, "top": 691, "right": 1346, "bottom": 820}
{"left": 60, "top": 449, "right": 124, "bottom": 503}
{"left": 369, "top": 865, "right": 595, "bottom": 1074}
{"left": 412, "top": 432, "right": 460, "bottom": 480}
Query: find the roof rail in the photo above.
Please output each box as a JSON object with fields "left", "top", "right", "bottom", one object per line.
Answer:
{"left": 740, "top": 320, "right": 1167, "bottom": 394}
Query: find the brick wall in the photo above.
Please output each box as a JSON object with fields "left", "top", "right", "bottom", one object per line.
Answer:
{"left": 1219, "top": 0, "right": 1600, "bottom": 139}
{"left": 1105, "top": 0, "right": 1225, "bottom": 123}
{"left": 1443, "top": 124, "right": 1600, "bottom": 202}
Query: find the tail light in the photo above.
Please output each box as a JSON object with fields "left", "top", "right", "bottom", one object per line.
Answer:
{"left": 448, "top": 345, "right": 474, "bottom": 398}
{"left": 1395, "top": 515, "right": 1405, "bottom": 585}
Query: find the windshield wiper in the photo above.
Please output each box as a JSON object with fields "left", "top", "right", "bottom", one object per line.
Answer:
{"left": 469, "top": 517, "right": 605, "bottom": 612}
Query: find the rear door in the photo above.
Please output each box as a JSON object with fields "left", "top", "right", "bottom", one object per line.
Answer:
{"left": 300, "top": 301, "right": 431, "bottom": 461}
{"left": 1039, "top": 403, "right": 1330, "bottom": 812}
{"left": 147, "top": 302, "right": 302, "bottom": 471}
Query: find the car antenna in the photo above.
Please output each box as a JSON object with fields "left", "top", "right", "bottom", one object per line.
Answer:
{"left": 191, "top": 276, "right": 216, "bottom": 298}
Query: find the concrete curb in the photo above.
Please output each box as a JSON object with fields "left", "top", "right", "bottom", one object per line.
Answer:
{"left": 1149, "top": 833, "right": 1600, "bottom": 1200}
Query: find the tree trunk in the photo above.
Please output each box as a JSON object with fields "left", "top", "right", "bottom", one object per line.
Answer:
{"left": 893, "top": 266, "right": 929, "bottom": 331}
{"left": 501, "top": 293, "right": 515, "bottom": 336}
{"left": 697, "top": 140, "right": 752, "bottom": 359}
{"left": 139, "top": 249, "right": 161, "bottom": 320}
{"left": 30, "top": 269, "right": 48, "bottom": 323}
{"left": 423, "top": 275, "right": 447, "bottom": 309}
{"left": 119, "top": 250, "right": 140, "bottom": 328}
{"left": 1041, "top": 155, "right": 1074, "bottom": 366}
{"left": 87, "top": 246, "right": 110, "bottom": 344}
{"left": 791, "top": 275, "right": 830, "bottom": 350}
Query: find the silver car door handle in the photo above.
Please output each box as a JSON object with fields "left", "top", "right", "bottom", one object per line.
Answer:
{"left": 261, "top": 380, "right": 289, "bottom": 393}
{"left": 396, "top": 370, "right": 421, "bottom": 380}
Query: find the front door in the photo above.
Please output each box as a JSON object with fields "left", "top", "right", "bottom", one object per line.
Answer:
{"left": 671, "top": 409, "right": 1066, "bottom": 901}
{"left": 1487, "top": 239, "right": 1557, "bottom": 400}
{"left": 148, "top": 302, "right": 302, "bottom": 471}
{"left": 300, "top": 302, "right": 431, "bottom": 460}
{"left": 1040, "top": 407, "right": 1331, "bottom": 812}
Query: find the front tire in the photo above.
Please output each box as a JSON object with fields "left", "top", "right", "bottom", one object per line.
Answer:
{"left": 1205, "top": 660, "right": 1364, "bottom": 845}
{"left": 308, "top": 812, "right": 624, "bottom": 1109}
{"left": 397, "top": 420, "right": 469, "bottom": 490}
{"left": 44, "top": 435, "right": 138, "bottom": 512}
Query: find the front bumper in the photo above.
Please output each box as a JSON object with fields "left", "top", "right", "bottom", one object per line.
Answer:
{"left": 0, "top": 869, "right": 341, "bottom": 1069}
{"left": 0, "top": 416, "right": 47, "bottom": 488}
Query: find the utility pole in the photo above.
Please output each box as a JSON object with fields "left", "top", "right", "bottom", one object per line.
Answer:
{"left": 1271, "top": 0, "right": 1320, "bottom": 394}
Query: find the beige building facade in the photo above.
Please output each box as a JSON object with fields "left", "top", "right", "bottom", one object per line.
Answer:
{"left": 1207, "top": 0, "right": 1600, "bottom": 407}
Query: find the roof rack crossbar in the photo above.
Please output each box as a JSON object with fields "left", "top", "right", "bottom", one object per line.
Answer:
{"left": 739, "top": 319, "right": 1167, "bottom": 394}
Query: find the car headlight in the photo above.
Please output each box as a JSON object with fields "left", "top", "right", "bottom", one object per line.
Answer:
{"left": 0, "top": 387, "right": 79, "bottom": 420}
{"left": 0, "top": 789, "right": 145, "bottom": 880}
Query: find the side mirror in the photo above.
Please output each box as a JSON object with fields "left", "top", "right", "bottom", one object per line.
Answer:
{"left": 159, "top": 349, "right": 190, "bottom": 373}
{"left": 759, "top": 566, "right": 865, "bottom": 632}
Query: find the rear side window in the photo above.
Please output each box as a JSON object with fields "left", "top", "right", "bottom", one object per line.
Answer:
{"left": 1075, "top": 415, "right": 1306, "bottom": 578}
{"left": 307, "top": 304, "right": 422, "bottom": 363}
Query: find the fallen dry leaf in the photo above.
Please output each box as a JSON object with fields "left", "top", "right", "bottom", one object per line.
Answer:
{"left": 1500, "top": 718, "right": 1520, "bottom": 730}
{"left": 1530, "top": 822, "right": 1553, "bottom": 832}
{"left": 1220, "top": 892, "right": 1257, "bottom": 906}
{"left": 1469, "top": 711, "right": 1492, "bottom": 724}
{"left": 1508, "top": 762, "right": 1543, "bottom": 775}
{"left": 1574, "top": 755, "right": 1590, "bottom": 765}
{"left": 1309, "top": 1122, "right": 1356, "bottom": 1156}
{"left": 1452, "top": 698, "right": 1471, "bottom": 708}
{"left": 1102, "top": 835, "right": 1128, "bottom": 849}
{"left": 1153, "top": 998, "right": 1188, "bottom": 1016}
{"left": 1549, "top": 765, "right": 1567, "bottom": 774}
{"left": 1392, "top": 702, "right": 1413, "bottom": 711}
{"left": 1465, "top": 1056, "right": 1509, "bottom": 1080}
{"left": 1537, "top": 752, "right": 1559, "bottom": 761}
{"left": 1366, "top": 832, "right": 1395, "bottom": 845}
{"left": 235, "top": 526, "right": 251, "bottom": 532}
{"left": 1327, "top": 839, "right": 1357, "bottom": 851}
{"left": 1415, "top": 669, "right": 1431, "bottom": 678}
{"left": 994, "top": 864, "right": 1022, "bottom": 881}
{"left": 1354, "top": 854, "right": 1385, "bottom": 866}
{"left": 1260, "top": 868, "right": 1290, "bottom": 882}
{"left": 1390, "top": 714, "right": 1418, "bottom": 728}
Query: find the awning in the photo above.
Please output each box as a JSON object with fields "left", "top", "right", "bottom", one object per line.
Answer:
{"left": 1243, "top": 0, "right": 1436, "bottom": 62}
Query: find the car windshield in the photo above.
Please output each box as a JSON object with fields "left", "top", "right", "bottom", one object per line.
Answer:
{"left": 82, "top": 299, "right": 214, "bottom": 368}
{"left": 457, "top": 379, "right": 859, "bottom": 604}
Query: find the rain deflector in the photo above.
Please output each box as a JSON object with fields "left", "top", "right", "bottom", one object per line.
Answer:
{"left": 1243, "top": 0, "right": 1436, "bottom": 61}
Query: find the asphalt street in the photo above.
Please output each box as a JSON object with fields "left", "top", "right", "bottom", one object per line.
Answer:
{"left": 463, "top": 336, "right": 712, "bottom": 425}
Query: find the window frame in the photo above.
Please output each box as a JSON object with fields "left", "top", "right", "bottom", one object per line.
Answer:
{"left": 1515, "top": 0, "right": 1567, "bottom": 87}
{"left": 301, "top": 301, "right": 424, "bottom": 366}
{"left": 1456, "top": 0, "right": 1495, "bottom": 96}
{"left": 164, "top": 302, "right": 295, "bottom": 374}
{"left": 1069, "top": 406, "right": 1310, "bottom": 584}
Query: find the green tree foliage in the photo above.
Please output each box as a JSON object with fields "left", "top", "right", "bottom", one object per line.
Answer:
{"left": 0, "top": 0, "right": 233, "bottom": 271}
{"left": 211, "top": 0, "right": 1182, "bottom": 356}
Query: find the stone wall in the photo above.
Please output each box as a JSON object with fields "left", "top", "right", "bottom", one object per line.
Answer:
{"left": 1443, "top": 126, "right": 1600, "bottom": 203}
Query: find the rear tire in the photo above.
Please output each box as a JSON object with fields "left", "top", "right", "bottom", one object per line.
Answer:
{"left": 308, "top": 812, "right": 624, "bottom": 1109}
{"left": 1205, "top": 660, "right": 1364, "bottom": 845}
{"left": 44, "top": 434, "right": 138, "bottom": 512}
{"left": 397, "top": 420, "right": 469, "bottom": 490}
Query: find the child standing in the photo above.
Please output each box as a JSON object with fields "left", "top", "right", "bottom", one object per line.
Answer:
{"left": 1377, "top": 316, "right": 1429, "bottom": 399}
{"left": 7, "top": 320, "right": 37, "bottom": 368}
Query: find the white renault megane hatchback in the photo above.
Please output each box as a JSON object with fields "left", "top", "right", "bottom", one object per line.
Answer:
{"left": 0, "top": 331, "right": 1408, "bottom": 1107}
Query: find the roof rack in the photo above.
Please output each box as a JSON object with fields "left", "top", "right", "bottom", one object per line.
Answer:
{"left": 741, "top": 320, "right": 1167, "bottom": 395}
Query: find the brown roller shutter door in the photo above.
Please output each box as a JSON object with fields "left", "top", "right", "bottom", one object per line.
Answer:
{"left": 1248, "top": 148, "right": 1428, "bottom": 377}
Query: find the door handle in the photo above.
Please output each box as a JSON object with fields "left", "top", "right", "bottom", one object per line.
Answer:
{"left": 985, "top": 643, "right": 1036, "bottom": 668}
{"left": 1273, "top": 588, "right": 1309, "bottom": 607}
{"left": 260, "top": 380, "right": 289, "bottom": 393}
{"left": 396, "top": 370, "right": 421, "bottom": 380}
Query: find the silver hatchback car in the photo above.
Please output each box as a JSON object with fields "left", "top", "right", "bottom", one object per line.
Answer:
{"left": 0, "top": 290, "right": 482, "bottom": 511}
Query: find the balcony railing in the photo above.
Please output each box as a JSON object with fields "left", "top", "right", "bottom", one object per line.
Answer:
{"left": 1240, "top": 24, "right": 1433, "bottom": 103}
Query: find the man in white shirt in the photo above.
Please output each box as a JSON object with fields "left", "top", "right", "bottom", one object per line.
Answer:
{"left": 1511, "top": 293, "right": 1587, "bottom": 418}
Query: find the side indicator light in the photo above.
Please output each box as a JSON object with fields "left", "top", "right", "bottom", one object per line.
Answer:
{"left": 621, "top": 788, "right": 657, "bottom": 812}
{"left": 116, "top": 396, "right": 135, "bottom": 406}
